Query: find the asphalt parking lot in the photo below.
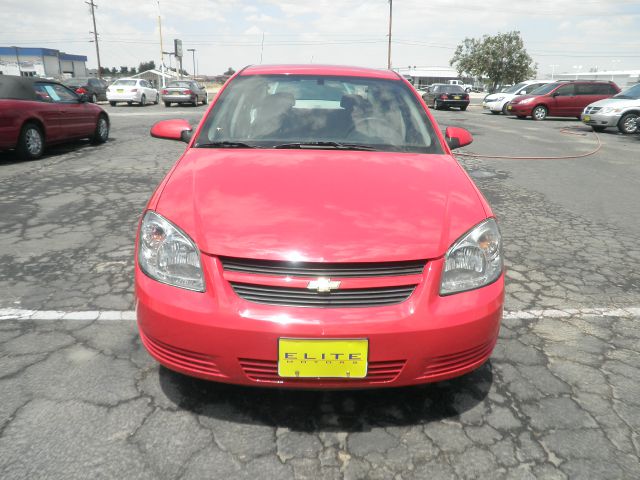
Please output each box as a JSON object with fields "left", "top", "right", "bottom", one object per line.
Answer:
{"left": 1, "top": 101, "right": 639, "bottom": 479}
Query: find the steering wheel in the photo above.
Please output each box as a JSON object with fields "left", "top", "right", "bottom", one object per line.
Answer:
{"left": 344, "top": 116, "right": 403, "bottom": 143}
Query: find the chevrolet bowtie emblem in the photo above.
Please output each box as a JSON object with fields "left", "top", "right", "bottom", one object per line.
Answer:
{"left": 307, "top": 277, "right": 341, "bottom": 293}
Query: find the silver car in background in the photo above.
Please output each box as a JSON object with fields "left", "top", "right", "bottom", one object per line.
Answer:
{"left": 161, "top": 81, "right": 208, "bottom": 107}
{"left": 582, "top": 83, "right": 640, "bottom": 134}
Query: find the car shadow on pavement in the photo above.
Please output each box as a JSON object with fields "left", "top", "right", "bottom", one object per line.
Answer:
{"left": 158, "top": 362, "right": 493, "bottom": 432}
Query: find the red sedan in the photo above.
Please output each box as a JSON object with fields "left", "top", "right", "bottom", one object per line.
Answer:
{"left": 0, "top": 75, "right": 109, "bottom": 159}
{"left": 137, "top": 65, "right": 504, "bottom": 389}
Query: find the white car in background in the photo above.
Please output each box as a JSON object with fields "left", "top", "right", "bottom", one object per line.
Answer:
{"left": 107, "top": 78, "right": 159, "bottom": 106}
{"left": 483, "top": 80, "right": 552, "bottom": 115}
{"left": 582, "top": 83, "right": 640, "bottom": 134}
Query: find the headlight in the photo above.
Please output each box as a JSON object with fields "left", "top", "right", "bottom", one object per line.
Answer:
{"left": 519, "top": 98, "right": 535, "bottom": 104}
{"left": 440, "top": 218, "right": 503, "bottom": 295}
{"left": 495, "top": 96, "right": 505, "bottom": 102}
{"left": 138, "top": 211, "right": 204, "bottom": 292}
{"left": 598, "top": 107, "right": 621, "bottom": 115}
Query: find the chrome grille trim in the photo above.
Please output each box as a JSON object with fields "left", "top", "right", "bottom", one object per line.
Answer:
{"left": 220, "top": 257, "right": 426, "bottom": 278}
{"left": 230, "top": 282, "right": 416, "bottom": 308}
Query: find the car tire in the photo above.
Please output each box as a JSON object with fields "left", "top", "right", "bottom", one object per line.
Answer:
{"left": 532, "top": 105, "right": 547, "bottom": 121}
{"left": 432, "top": 99, "right": 439, "bottom": 110}
{"left": 90, "top": 114, "right": 109, "bottom": 144}
{"left": 164, "top": 101, "right": 171, "bottom": 107}
{"left": 91, "top": 93, "right": 98, "bottom": 103}
{"left": 203, "top": 94, "right": 208, "bottom": 105}
{"left": 140, "top": 94, "right": 146, "bottom": 106}
{"left": 501, "top": 103, "right": 509, "bottom": 115}
{"left": 16, "top": 122, "right": 45, "bottom": 160}
{"left": 154, "top": 94, "right": 159, "bottom": 104}
{"left": 591, "top": 126, "right": 606, "bottom": 132}
{"left": 460, "top": 105, "right": 468, "bottom": 111}
{"left": 193, "top": 97, "right": 199, "bottom": 107}
{"left": 490, "top": 110, "right": 501, "bottom": 115}
{"left": 127, "top": 101, "right": 133, "bottom": 106}
{"left": 618, "top": 112, "right": 639, "bottom": 134}
{"left": 465, "top": 88, "right": 471, "bottom": 93}
{"left": 109, "top": 101, "right": 116, "bottom": 107}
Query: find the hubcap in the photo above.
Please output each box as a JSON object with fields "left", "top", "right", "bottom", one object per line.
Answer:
{"left": 534, "top": 108, "right": 545, "bottom": 120}
{"left": 98, "top": 118, "right": 108, "bottom": 139}
{"left": 25, "top": 128, "right": 42, "bottom": 155}
{"left": 623, "top": 116, "right": 638, "bottom": 132}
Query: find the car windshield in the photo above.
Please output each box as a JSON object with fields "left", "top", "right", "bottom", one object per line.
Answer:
{"left": 195, "top": 75, "right": 442, "bottom": 153}
{"left": 63, "top": 78, "right": 87, "bottom": 86}
{"left": 113, "top": 80, "right": 137, "bottom": 86}
{"left": 529, "top": 83, "right": 562, "bottom": 95}
{"left": 167, "top": 81, "right": 193, "bottom": 88}
{"left": 437, "top": 85, "right": 465, "bottom": 93}
{"left": 614, "top": 83, "right": 640, "bottom": 99}
{"left": 504, "top": 82, "right": 527, "bottom": 94}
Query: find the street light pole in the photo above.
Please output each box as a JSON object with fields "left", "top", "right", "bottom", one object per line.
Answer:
{"left": 187, "top": 48, "right": 196, "bottom": 79}
{"left": 157, "top": 1, "right": 165, "bottom": 88}
{"left": 387, "top": 0, "right": 393, "bottom": 70}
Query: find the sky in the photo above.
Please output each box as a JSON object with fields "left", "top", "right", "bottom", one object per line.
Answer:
{"left": 1, "top": 0, "right": 639, "bottom": 77}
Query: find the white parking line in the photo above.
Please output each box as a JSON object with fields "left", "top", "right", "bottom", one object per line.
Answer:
{"left": 1, "top": 307, "right": 638, "bottom": 321}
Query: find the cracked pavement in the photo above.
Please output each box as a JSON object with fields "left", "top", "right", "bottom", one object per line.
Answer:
{"left": 1, "top": 104, "right": 639, "bottom": 479}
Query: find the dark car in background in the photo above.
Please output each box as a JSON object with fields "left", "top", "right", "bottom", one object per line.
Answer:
{"left": 0, "top": 75, "right": 109, "bottom": 159}
{"left": 161, "top": 80, "right": 208, "bottom": 107}
{"left": 507, "top": 80, "right": 620, "bottom": 120}
{"left": 422, "top": 84, "right": 470, "bottom": 111}
{"left": 62, "top": 77, "right": 108, "bottom": 103}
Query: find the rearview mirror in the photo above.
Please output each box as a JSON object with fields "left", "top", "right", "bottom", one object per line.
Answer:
{"left": 150, "top": 119, "right": 192, "bottom": 143}
{"left": 445, "top": 126, "right": 473, "bottom": 150}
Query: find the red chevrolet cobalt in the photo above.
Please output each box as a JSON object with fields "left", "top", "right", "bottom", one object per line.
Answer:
{"left": 136, "top": 65, "right": 504, "bottom": 388}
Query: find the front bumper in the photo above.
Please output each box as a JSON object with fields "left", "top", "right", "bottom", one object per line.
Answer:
{"left": 483, "top": 100, "right": 507, "bottom": 112}
{"left": 136, "top": 254, "right": 504, "bottom": 389}
{"left": 581, "top": 113, "right": 619, "bottom": 128}
{"left": 505, "top": 103, "right": 533, "bottom": 116}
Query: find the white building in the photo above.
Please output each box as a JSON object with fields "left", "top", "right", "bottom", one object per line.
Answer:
{"left": 394, "top": 66, "right": 474, "bottom": 88}
{"left": 132, "top": 69, "right": 179, "bottom": 89}
{"left": 555, "top": 70, "right": 640, "bottom": 88}
{"left": 0, "top": 47, "right": 87, "bottom": 78}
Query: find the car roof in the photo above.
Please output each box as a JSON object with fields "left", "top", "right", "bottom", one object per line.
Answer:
{"left": 0, "top": 74, "right": 63, "bottom": 100}
{"left": 240, "top": 64, "right": 400, "bottom": 80}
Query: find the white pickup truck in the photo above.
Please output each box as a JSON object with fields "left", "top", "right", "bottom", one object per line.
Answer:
{"left": 448, "top": 80, "right": 473, "bottom": 92}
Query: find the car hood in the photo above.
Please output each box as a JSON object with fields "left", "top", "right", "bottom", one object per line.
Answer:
{"left": 155, "top": 148, "right": 488, "bottom": 262}
{"left": 587, "top": 97, "right": 640, "bottom": 109}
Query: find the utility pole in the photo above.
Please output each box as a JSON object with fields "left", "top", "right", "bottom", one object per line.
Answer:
{"left": 86, "top": 0, "right": 102, "bottom": 78}
{"left": 187, "top": 48, "right": 196, "bottom": 79}
{"left": 260, "top": 32, "right": 265, "bottom": 64}
{"left": 387, "top": 0, "right": 393, "bottom": 70}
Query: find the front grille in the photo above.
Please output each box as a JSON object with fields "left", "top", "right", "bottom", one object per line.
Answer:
{"left": 220, "top": 257, "right": 426, "bottom": 278}
{"left": 239, "top": 358, "right": 406, "bottom": 383}
{"left": 229, "top": 282, "right": 416, "bottom": 308}
{"left": 584, "top": 106, "right": 602, "bottom": 114}
{"left": 140, "top": 331, "right": 224, "bottom": 378}
{"left": 418, "top": 340, "right": 495, "bottom": 379}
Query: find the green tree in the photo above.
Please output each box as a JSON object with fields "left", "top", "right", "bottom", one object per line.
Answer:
{"left": 110, "top": 67, "right": 118, "bottom": 75}
{"left": 450, "top": 31, "right": 536, "bottom": 92}
{"left": 138, "top": 60, "right": 156, "bottom": 72}
{"left": 120, "top": 66, "right": 129, "bottom": 74}
{"left": 223, "top": 67, "right": 236, "bottom": 76}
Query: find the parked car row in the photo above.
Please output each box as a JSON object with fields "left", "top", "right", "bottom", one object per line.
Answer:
{"left": 61, "top": 77, "right": 209, "bottom": 107}
{"left": 481, "top": 79, "right": 639, "bottom": 134}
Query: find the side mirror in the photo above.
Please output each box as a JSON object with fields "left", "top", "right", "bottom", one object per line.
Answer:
{"left": 150, "top": 119, "right": 193, "bottom": 143}
{"left": 445, "top": 126, "right": 473, "bottom": 150}
{"left": 78, "top": 93, "right": 89, "bottom": 103}
{"left": 552, "top": 92, "right": 560, "bottom": 97}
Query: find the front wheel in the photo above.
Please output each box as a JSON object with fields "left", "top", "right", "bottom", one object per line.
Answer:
{"left": 91, "top": 93, "right": 98, "bottom": 103}
{"left": 465, "top": 88, "right": 471, "bottom": 93}
{"left": 90, "top": 114, "right": 109, "bottom": 144}
{"left": 109, "top": 101, "right": 116, "bottom": 107}
{"left": 164, "top": 101, "right": 171, "bottom": 107}
{"left": 154, "top": 94, "right": 159, "bottom": 105}
{"left": 140, "top": 94, "right": 146, "bottom": 106}
{"left": 490, "top": 110, "right": 501, "bottom": 115}
{"left": 532, "top": 105, "right": 548, "bottom": 121}
{"left": 203, "top": 94, "right": 208, "bottom": 105}
{"left": 502, "top": 103, "right": 510, "bottom": 115}
{"left": 432, "top": 99, "right": 439, "bottom": 110}
{"left": 17, "top": 123, "right": 45, "bottom": 160}
{"left": 618, "top": 113, "right": 639, "bottom": 134}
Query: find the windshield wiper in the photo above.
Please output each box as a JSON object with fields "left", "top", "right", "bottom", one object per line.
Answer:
{"left": 195, "top": 141, "right": 259, "bottom": 149}
{"left": 273, "top": 141, "right": 376, "bottom": 151}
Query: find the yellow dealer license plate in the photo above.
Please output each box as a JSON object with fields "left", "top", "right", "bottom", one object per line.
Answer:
{"left": 583, "top": 115, "right": 591, "bottom": 122}
{"left": 117, "top": 89, "right": 124, "bottom": 93}
{"left": 507, "top": 105, "right": 513, "bottom": 110}
{"left": 278, "top": 338, "right": 368, "bottom": 378}
{"left": 454, "top": 95, "right": 461, "bottom": 99}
